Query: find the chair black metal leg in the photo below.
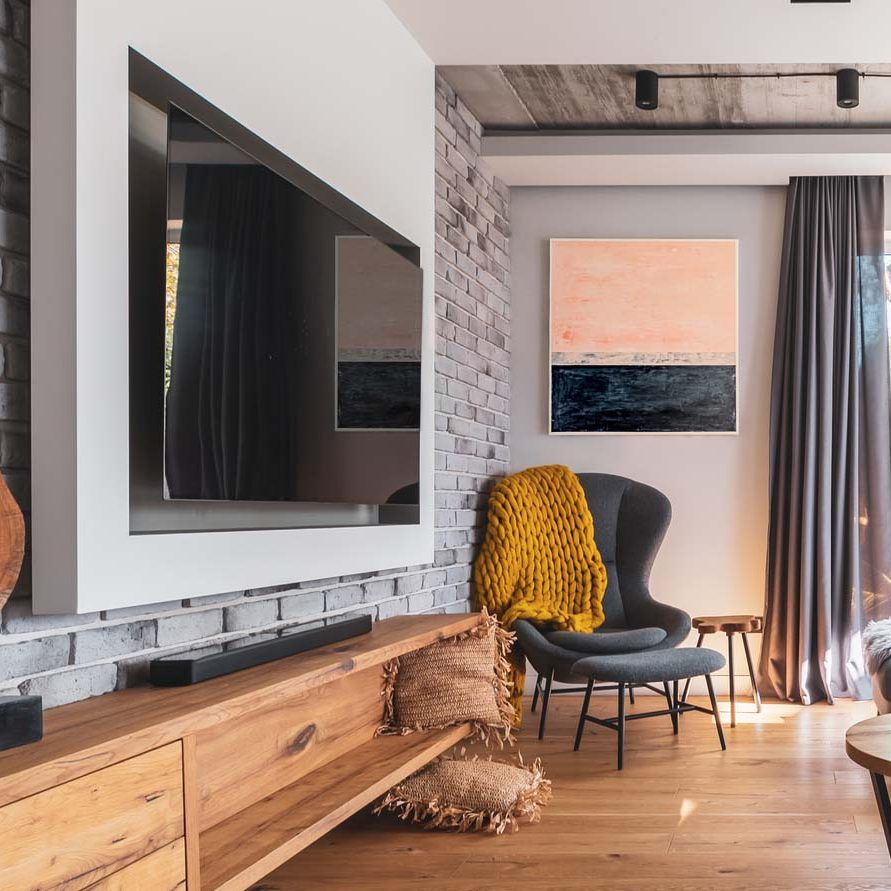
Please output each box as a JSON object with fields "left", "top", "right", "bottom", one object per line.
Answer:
{"left": 617, "top": 682, "right": 626, "bottom": 770}
{"left": 704, "top": 673, "right": 726, "bottom": 750}
{"left": 628, "top": 685, "right": 635, "bottom": 705}
{"left": 531, "top": 675, "right": 540, "bottom": 713}
{"left": 672, "top": 679, "right": 679, "bottom": 735}
{"left": 741, "top": 633, "right": 761, "bottom": 713}
{"left": 680, "top": 633, "right": 704, "bottom": 702}
{"left": 662, "top": 682, "right": 678, "bottom": 734}
{"left": 727, "top": 632, "right": 736, "bottom": 728}
{"left": 573, "top": 677, "right": 594, "bottom": 751}
{"left": 870, "top": 772, "right": 891, "bottom": 861}
{"left": 538, "top": 669, "right": 553, "bottom": 740}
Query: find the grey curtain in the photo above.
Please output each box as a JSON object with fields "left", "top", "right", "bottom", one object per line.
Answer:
{"left": 760, "top": 176, "right": 891, "bottom": 703}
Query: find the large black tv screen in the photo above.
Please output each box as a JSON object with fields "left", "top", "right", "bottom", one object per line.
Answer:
{"left": 128, "top": 51, "right": 422, "bottom": 531}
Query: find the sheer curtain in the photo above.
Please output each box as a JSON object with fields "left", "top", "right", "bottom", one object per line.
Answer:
{"left": 760, "top": 176, "right": 891, "bottom": 704}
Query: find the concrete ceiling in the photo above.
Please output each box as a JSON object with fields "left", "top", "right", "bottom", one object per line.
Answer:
{"left": 384, "top": 0, "right": 891, "bottom": 66}
{"left": 384, "top": 1, "right": 891, "bottom": 184}
{"left": 439, "top": 64, "right": 891, "bottom": 132}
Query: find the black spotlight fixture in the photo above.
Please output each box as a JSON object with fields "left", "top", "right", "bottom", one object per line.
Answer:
{"left": 635, "top": 69, "right": 659, "bottom": 110}
{"left": 837, "top": 68, "right": 860, "bottom": 109}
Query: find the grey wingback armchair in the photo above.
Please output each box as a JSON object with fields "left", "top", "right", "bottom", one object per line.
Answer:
{"left": 513, "top": 472, "right": 691, "bottom": 738}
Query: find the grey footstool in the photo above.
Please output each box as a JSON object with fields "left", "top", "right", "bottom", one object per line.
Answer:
{"left": 572, "top": 647, "right": 727, "bottom": 769}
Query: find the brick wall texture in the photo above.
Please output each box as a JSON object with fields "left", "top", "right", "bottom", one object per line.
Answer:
{"left": 0, "top": 39, "right": 511, "bottom": 709}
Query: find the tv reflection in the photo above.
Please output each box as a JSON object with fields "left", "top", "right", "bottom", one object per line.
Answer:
{"left": 163, "top": 106, "right": 421, "bottom": 515}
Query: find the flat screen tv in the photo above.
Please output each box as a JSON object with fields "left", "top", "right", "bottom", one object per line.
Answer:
{"left": 128, "top": 51, "right": 422, "bottom": 533}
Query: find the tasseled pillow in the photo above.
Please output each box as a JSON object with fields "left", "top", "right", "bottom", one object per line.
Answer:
{"left": 378, "top": 610, "right": 515, "bottom": 747}
{"left": 375, "top": 756, "right": 551, "bottom": 835}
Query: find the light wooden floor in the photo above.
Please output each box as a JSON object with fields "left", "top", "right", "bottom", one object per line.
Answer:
{"left": 257, "top": 694, "right": 889, "bottom": 890}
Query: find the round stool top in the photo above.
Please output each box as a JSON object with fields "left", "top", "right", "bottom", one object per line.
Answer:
{"left": 692, "top": 614, "right": 762, "bottom": 634}
{"left": 846, "top": 714, "right": 891, "bottom": 775}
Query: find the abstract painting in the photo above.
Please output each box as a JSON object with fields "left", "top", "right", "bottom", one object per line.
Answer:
{"left": 550, "top": 238, "right": 738, "bottom": 434}
{"left": 336, "top": 236, "right": 422, "bottom": 430}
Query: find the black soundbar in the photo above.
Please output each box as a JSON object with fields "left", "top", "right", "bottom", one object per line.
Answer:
{"left": 149, "top": 614, "right": 373, "bottom": 686}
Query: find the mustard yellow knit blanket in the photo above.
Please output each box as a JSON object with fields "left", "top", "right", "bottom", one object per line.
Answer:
{"left": 473, "top": 465, "right": 608, "bottom": 720}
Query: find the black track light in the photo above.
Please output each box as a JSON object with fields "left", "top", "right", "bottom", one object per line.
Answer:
{"left": 836, "top": 68, "right": 860, "bottom": 109}
{"left": 632, "top": 68, "right": 870, "bottom": 113}
{"left": 635, "top": 70, "right": 659, "bottom": 111}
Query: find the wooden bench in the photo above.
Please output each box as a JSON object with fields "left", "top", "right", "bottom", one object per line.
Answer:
{"left": 0, "top": 612, "right": 480, "bottom": 890}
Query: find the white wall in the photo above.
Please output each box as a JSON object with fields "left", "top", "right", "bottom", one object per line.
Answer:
{"left": 510, "top": 185, "right": 786, "bottom": 688}
{"left": 386, "top": 0, "right": 891, "bottom": 65}
{"left": 32, "top": 0, "right": 436, "bottom": 612}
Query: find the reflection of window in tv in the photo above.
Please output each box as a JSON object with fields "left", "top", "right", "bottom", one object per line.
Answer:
{"left": 164, "top": 242, "right": 179, "bottom": 397}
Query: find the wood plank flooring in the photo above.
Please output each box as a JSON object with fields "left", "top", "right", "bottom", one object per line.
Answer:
{"left": 254, "top": 694, "right": 888, "bottom": 890}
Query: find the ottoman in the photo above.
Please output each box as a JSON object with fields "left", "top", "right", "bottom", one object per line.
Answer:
{"left": 571, "top": 647, "right": 727, "bottom": 769}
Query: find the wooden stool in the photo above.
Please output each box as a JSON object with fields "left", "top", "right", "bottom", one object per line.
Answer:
{"left": 680, "top": 615, "right": 762, "bottom": 727}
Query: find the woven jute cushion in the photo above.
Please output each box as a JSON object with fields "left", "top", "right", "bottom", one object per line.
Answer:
{"left": 375, "top": 757, "right": 551, "bottom": 834}
{"left": 378, "top": 610, "right": 515, "bottom": 746}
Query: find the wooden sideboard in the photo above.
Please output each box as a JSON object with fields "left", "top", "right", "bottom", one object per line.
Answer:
{"left": 0, "top": 612, "right": 479, "bottom": 890}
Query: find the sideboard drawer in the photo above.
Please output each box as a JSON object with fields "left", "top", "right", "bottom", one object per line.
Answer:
{"left": 86, "top": 838, "right": 187, "bottom": 890}
{"left": 0, "top": 741, "right": 185, "bottom": 891}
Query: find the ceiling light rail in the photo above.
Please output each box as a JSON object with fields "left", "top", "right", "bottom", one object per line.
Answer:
{"left": 635, "top": 68, "right": 881, "bottom": 111}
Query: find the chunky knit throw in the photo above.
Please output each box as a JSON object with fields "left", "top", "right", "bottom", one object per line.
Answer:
{"left": 473, "top": 465, "right": 608, "bottom": 718}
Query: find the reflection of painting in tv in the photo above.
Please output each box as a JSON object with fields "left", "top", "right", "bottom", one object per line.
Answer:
{"left": 336, "top": 236, "right": 422, "bottom": 430}
{"left": 337, "top": 362, "right": 421, "bottom": 429}
{"left": 550, "top": 239, "right": 738, "bottom": 434}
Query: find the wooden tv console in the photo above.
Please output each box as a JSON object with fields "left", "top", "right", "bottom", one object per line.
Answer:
{"left": 0, "top": 612, "right": 480, "bottom": 890}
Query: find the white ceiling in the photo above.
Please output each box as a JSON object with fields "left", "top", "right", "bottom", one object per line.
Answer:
{"left": 384, "top": 0, "right": 891, "bottom": 66}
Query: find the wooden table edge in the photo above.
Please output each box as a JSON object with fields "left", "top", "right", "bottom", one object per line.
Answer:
{"left": 845, "top": 716, "right": 891, "bottom": 775}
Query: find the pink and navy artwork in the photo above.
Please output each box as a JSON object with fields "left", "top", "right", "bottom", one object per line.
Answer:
{"left": 550, "top": 239, "right": 738, "bottom": 434}
{"left": 336, "top": 236, "right": 422, "bottom": 430}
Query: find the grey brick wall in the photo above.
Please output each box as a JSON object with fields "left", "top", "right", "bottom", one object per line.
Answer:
{"left": 0, "top": 54, "right": 511, "bottom": 707}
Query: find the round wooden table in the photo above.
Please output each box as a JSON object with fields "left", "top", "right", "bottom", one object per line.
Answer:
{"left": 846, "top": 714, "right": 891, "bottom": 858}
{"left": 680, "top": 614, "right": 762, "bottom": 727}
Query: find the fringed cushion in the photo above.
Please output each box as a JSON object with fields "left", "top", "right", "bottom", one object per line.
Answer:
{"left": 375, "top": 757, "right": 551, "bottom": 835}
{"left": 378, "top": 610, "right": 515, "bottom": 747}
